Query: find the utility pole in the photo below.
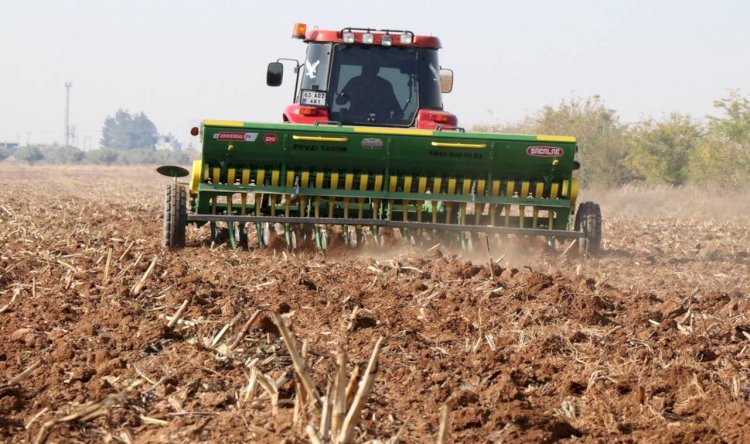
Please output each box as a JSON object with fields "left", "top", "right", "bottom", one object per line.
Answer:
{"left": 64, "top": 81, "right": 72, "bottom": 146}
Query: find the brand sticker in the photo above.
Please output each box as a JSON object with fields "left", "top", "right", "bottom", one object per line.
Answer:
{"left": 263, "top": 133, "right": 278, "bottom": 145}
{"left": 526, "top": 146, "right": 564, "bottom": 157}
{"left": 213, "top": 132, "right": 258, "bottom": 142}
{"left": 361, "top": 137, "right": 383, "bottom": 150}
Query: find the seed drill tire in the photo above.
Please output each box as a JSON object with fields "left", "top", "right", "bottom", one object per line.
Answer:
{"left": 163, "top": 184, "right": 187, "bottom": 248}
{"left": 575, "top": 201, "right": 602, "bottom": 255}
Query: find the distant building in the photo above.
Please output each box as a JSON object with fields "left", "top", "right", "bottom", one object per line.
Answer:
{"left": 155, "top": 134, "right": 182, "bottom": 152}
{"left": 1, "top": 142, "right": 19, "bottom": 155}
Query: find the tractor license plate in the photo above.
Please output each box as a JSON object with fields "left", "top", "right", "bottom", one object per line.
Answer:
{"left": 300, "top": 90, "right": 327, "bottom": 106}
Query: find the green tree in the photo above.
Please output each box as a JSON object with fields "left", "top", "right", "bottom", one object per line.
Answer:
{"left": 15, "top": 145, "right": 44, "bottom": 165}
{"left": 626, "top": 114, "right": 701, "bottom": 185}
{"left": 44, "top": 145, "right": 84, "bottom": 164}
{"left": 690, "top": 91, "right": 750, "bottom": 184}
{"left": 84, "top": 148, "right": 120, "bottom": 165}
{"left": 100, "top": 109, "right": 158, "bottom": 150}
{"left": 535, "top": 96, "right": 632, "bottom": 187}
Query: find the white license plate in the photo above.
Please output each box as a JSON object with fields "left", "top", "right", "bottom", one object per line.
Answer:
{"left": 300, "top": 90, "right": 327, "bottom": 106}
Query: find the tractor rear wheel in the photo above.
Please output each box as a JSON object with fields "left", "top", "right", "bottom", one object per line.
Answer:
{"left": 575, "top": 201, "right": 601, "bottom": 255}
{"left": 163, "top": 184, "right": 187, "bottom": 248}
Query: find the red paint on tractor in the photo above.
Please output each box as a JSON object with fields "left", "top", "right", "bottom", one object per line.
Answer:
{"left": 284, "top": 104, "right": 331, "bottom": 125}
{"left": 414, "top": 109, "right": 458, "bottom": 129}
{"left": 264, "top": 134, "right": 278, "bottom": 145}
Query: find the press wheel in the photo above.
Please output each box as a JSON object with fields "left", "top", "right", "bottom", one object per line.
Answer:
{"left": 575, "top": 201, "right": 602, "bottom": 255}
{"left": 163, "top": 184, "right": 187, "bottom": 248}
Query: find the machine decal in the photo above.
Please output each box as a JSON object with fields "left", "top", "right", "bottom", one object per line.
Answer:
{"left": 213, "top": 132, "right": 259, "bottom": 142}
{"left": 526, "top": 146, "right": 564, "bottom": 157}
{"left": 429, "top": 64, "right": 439, "bottom": 81}
{"left": 305, "top": 59, "right": 320, "bottom": 79}
{"left": 263, "top": 133, "right": 279, "bottom": 145}
{"left": 361, "top": 137, "right": 383, "bottom": 150}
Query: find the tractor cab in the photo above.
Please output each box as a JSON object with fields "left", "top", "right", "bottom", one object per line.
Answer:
{"left": 267, "top": 24, "right": 457, "bottom": 129}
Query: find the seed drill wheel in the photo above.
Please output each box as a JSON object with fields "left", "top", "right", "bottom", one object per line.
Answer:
{"left": 163, "top": 184, "right": 187, "bottom": 248}
{"left": 575, "top": 201, "right": 602, "bottom": 255}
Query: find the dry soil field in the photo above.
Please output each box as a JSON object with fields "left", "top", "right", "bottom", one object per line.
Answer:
{"left": 1, "top": 164, "right": 749, "bottom": 443}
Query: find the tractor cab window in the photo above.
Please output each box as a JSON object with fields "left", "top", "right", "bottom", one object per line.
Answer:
{"left": 329, "top": 45, "right": 419, "bottom": 126}
{"left": 299, "top": 43, "right": 332, "bottom": 94}
{"left": 418, "top": 49, "right": 443, "bottom": 110}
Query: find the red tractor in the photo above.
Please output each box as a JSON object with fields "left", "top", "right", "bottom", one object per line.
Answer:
{"left": 267, "top": 23, "right": 457, "bottom": 130}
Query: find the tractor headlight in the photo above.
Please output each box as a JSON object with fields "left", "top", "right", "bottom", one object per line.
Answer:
{"left": 342, "top": 31, "right": 355, "bottom": 43}
{"left": 400, "top": 32, "right": 413, "bottom": 45}
{"left": 381, "top": 34, "right": 392, "bottom": 46}
{"left": 362, "top": 32, "right": 374, "bottom": 44}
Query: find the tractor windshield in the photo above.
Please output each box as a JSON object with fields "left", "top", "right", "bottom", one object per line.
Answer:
{"left": 325, "top": 45, "right": 443, "bottom": 126}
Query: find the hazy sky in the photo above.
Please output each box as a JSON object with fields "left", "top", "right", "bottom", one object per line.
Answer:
{"left": 2, "top": 0, "right": 749, "bottom": 147}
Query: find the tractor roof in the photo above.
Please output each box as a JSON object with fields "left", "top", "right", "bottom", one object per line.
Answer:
{"left": 298, "top": 26, "right": 441, "bottom": 49}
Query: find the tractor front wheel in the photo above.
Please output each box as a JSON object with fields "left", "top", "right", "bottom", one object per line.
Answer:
{"left": 575, "top": 201, "right": 602, "bottom": 255}
{"left": 163, "top": 184, "right": 187, "bottom": 248}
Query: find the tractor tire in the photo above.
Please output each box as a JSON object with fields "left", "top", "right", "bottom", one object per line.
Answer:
{"left": 163, "top": 184, "right": 187, "bottom": 248}
{"left": 575, "top": 201, "right": 602, "bottom": 255}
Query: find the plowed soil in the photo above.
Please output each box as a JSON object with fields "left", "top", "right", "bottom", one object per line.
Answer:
{"left": 1, "top": 164, "right": 749, "bottom": 443}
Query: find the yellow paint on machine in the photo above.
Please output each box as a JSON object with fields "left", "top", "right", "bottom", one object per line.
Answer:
{"left": 432, "top": 178, "right": 442, "bottom": 194}
{"left": 431, "top": 141, "right": 487, "bottom": 149}
{"left": 570, "top": 178, "right": 580, "bottom": 208}
{"left": 292, "top": 135, "right": 348, "bottom": 143}
{"left": 388, "top": 176, "right": 398, "bottom": 192}
{"left": 203, "top": 119, "right": 245, "bottom": 127}
{"left": 417, "top": 177, "right": 427, "bottom": 194}
{"left": 520, "top": 182, "right": 530, "bottom": 197}
{"left": 328, "top": 172, "right": 339, "bottom": 218}
{"left": 300, "top": 171, "right": 310, "bottom": 218}
{"left": 534, "top": 183, "right": 544, "bottom": 198}
{"left": 190, "top": 160, "right": 202, "bottom": 195}
{"left": 536, "top": 135, "right": 577, "bottom": 143}
{"left": 358, "top": 174, "right": 369, "bottom": 219}
{"left": 489, "top": 180, "right": 501, "bottom": 226}
{"left": 343, "top": 173, "right": 354, "bottom": 217}
{"left": 550, "top": 183, "right": 559, "bottom": 199}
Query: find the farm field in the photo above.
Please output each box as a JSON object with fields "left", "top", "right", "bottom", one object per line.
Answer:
{"left": 1, "top": 164, "right": 749, "bottom": 443}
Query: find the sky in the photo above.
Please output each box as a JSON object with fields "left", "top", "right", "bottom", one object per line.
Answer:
{"left": 1, "top": 0, "right": 749, "bottom": 147}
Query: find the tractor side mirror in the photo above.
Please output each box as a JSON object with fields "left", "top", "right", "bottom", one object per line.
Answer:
{"left": 267, "top": 62, "right": 284, "bottom": 87}
{"left": 439, "top": 68, "right": 454, "bottom": 93}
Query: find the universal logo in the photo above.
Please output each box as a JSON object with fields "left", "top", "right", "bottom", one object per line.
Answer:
{"left": 213, "top": 132, "right": 259, "bottom": 142}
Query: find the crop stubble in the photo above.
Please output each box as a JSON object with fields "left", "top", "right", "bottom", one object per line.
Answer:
{"left": 0, "top": 164, "right": 748, "bottom": 443}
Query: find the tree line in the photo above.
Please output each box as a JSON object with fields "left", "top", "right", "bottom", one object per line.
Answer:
{"left": 5, "top": 109, "right": 194, "bottom": 166}
{"left": 474, "top": 91, "right": 750, "bottom": 187}
{"left": 6, "top": 95, "right": 750, "bottom": 187}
